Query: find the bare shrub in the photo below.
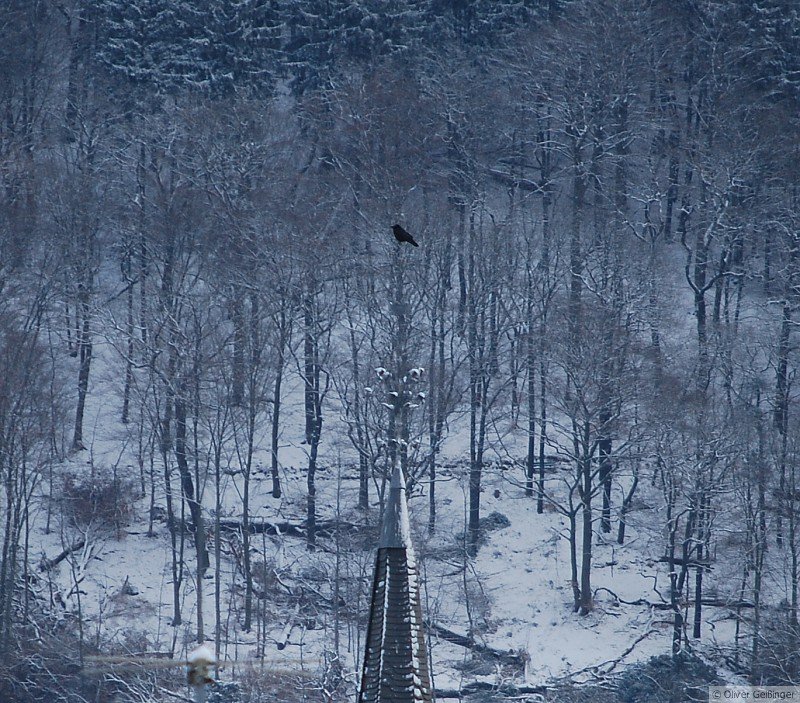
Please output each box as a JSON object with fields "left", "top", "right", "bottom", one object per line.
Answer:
{"left": 752, "top": 611, "right": 800, "bottom": 685}
{"left": 0, "top": 610, "right": 99, "bottom": 703}
{"left": 61, "top": 471, "right": 136, "bottom": 531}
{"left": 251, "top": 558, "right": 278, "bottom": 594}
{"left": 234, "top": 665, "right": 322, "bottom": 703}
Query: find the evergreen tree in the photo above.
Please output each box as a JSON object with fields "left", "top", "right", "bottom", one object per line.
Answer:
{"left": 281, "top": 0, "right": 431, "bottom": 92}
{"left": 735, "top": 0, "right": 800, "bottom": 106}
{"left": 96, "top": 0, "right": 176, "bottom": 91}
{"left": 96, "top": 0, "right": 280, "bottom": 96}
{"left": 199, "top": 0, "right": 282, "bottom": 94}
{"left": 426, "top": 0, "right": 559, "bottom": 43}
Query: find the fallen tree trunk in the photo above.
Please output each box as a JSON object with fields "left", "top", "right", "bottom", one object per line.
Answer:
{"left": 594, "top": 588, "right": 755, "bottom": 610}
{"left": 435, "top": 682, "right": 547, "bottom": 699}
{"left": 217, "top": 519, "right": 361, "bottom": 540}
{"left": 427, "top": 622, "right": 526, "bottom": 667}
{"left": 277, "top": 603, "right": 299, "bottom": 650}
{"left": 38, "top": 540, "right": 86, "bottom": 572}
{"left": 219, "top": 520, "right": 305, "bottom": 537}
{"left": 657, "top": 556, "right": 712, "bottom": 568}
{"left": 697, "top": 599, "right": 755, "bottom": 608}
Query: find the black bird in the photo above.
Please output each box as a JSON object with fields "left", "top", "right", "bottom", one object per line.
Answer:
{"left": 392, "top": 224, "right": 419, "bottom": 247}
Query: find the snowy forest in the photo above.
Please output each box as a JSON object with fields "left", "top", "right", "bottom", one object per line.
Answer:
{"left": 1, "top": 1, "right": 800, "bottom": 701}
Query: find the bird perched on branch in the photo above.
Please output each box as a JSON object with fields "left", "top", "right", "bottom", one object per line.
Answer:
{"left": 392, "top": 224, "right": 419, "bottom": 247}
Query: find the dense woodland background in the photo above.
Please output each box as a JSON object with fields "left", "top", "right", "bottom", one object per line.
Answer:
{"left": 2, "top": 1, "right": 800, "bottom": 701}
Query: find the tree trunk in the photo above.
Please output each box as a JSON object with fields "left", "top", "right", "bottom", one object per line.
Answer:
{"left": 775, "top": 300, "right": 791, "bottom": 546}
{"left": 161, "top": 437, "right": 181, "bottom": 627}
{"left": 213, "top": 415, "right": 224, "bottom": 661}
{"left": 617, "top": 466, "right": 639, "bottom": 545}
{"left": 693, "top": 492, "right": 708, "bottom": 639}
{"left": 303, "top": 290, "right": 323, "bottom": 551}
{"left": 242, "top": 446, "right": 253, "bottom": 631}
{"left": 241, "top": 389, "right": 258, "bottom": 631}
{"left": 599, "top": 432, "right": 612, "bottom": 534}
{"left": 648, "top": 240, "right": 663, "bottom": 380}
{"left": 664, "top": 152, "right": 679, "bottom": 243}
{"left": 121, "top": 238, "right": 134, "bottom": 424}
{"left": 568, "top": 133, "right": 585, "bottom": 359}
{"left": 304, "top": 294, "right": 316, "bottom": 445}
{"left": 175, "top": 391, "right": 208, "bottom": 639}
{"left": 790, "top": 461, "right": 799, "bottom": 630}
{"left": 431, "top": 273, "right": 449, "bottom": 531}
{"left": 231, "top": 289, "right": 245, "bottom": 407}
{"left": 346, "top": 316, "right": 367, "bottom": 510}
{"left": 579, "top": 430, "right": 593, "bottom": 615}
{"left": 270, "top": 309, "right": 286, "bottom": 500}
{"left": 0, "top": 468, "right": 17, "bottom": 653}
{"left": 467, "top": 345, "right": 482, "bottom": 555}
{"left": 537, "top": 342, "right": 548, "bottom": 515}
{"left": 525, "top": 296, "right": 536, "bottom": 498}
{"left": 72, "top": 293, "right": 92, "bottom": 450}
{"left": 568, "top": 509, "right": 580, "bottom": 612}
{"left": 307, "top": 421, "right": 320, "bottom": 551}
{"left": 751, "top": 448, "right": 767, "bottom": 683}
{"left": 536, "top": 133, "right": 552, "bottom": 515}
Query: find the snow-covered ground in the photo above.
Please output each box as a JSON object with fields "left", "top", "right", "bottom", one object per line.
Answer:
{"left": 27, "top": 327, "right": 763, "bottom": 699}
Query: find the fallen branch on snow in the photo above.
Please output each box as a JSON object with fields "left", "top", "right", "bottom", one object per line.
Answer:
{"left": 216, "top": 519, "right": 361, "bottom": 540}
{"left": 38, "top": 540, "right": 86, "bottom": 572}
{"left": 593, "top": 587, "right": 754, "bottom": 610}
{"left": 427, "top": 622, "right": 526, "bottom": 668}
{"left": 435, "top": 681, "right": 547, "bottom": 698}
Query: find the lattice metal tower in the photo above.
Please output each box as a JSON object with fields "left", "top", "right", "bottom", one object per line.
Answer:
{"left": 358, "top": 458, "right": 433, "bottom": 703}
